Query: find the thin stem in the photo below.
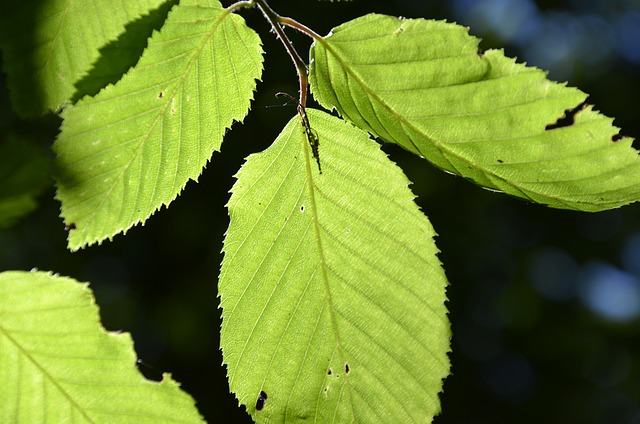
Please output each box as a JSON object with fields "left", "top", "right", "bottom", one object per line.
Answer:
{"left": 279, "top": 16, "right": 323, "bottom": 41}
{"left": 254, "top": 0, "right": 309, "bottom": 106}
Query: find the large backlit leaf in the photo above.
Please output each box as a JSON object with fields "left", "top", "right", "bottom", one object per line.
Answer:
{"left": 310, "top": 14, "right": 640, "bottom": 212}
{"left": 220, "top": 109, "right": 450, "bottom": 422}
{"left": 55, "top": 0, "right": 263, "bottom": 250}
{"left": 0, "top": 270, "right": 203, "bottom": 423}
{"left": 0, "top": 0, "right": 166, "bottom": 115}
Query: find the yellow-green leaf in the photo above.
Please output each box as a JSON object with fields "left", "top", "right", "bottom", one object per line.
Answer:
{"left": 310, "top": 14, "right": 640, "bottom": 212}
{"left": 0, "top": 270, "right": 203, "bottom": 423}
{"left": 220, "top": 109, "right": 450, "bottom": 422}
{"left": 54, "top": 0, "right": 263, "bottom": 250}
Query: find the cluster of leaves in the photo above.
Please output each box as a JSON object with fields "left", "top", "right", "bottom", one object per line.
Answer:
{"left": 0, "top": 0, "right": 638, "bottom": 422}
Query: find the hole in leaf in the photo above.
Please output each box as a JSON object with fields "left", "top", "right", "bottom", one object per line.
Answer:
{"left": 497, "top": 159, "right": 504, "bottom": 163}
{"left": 612, "top": 132, "right": 639, "bottom": 151}
{"left": 327, "top": 368, "right": 332, "bottom": 375}
{"left": 300, "top": 205, "right": 305, "bottom": 212}
{"left": 64, "top": 223, "right": 77, "bottom": 231}
{"left": 345, "top": 363, "right": 350, "bottom": 374}
{"left": 545, "top": 102, "right": 587, "bottom": 130}
{"left": 256, "top": 391, "right": 268, "bottom": 411}
{"left": 158, "top": 92, "right": 164, "bottom": 99}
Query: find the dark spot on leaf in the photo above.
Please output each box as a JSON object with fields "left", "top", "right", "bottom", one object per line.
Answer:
{"left": 300, "top": 205, "right": 305, "bottom": 212}
{"left": 345, "top": 363, "right": 350, "bottom": 374}
{"left": 327, "top": 368, "right": 332, "bottom": 375}
{"left": 256, "top": 391, "right": 267, "bottom": 411}
{"left": 497, "top": 159, "right": 504, "bottom": 163}
{"left": 545, "top": 102, "right": 587, "bottom": 130}
{"left": 64, "top": 223, "right": 76, "bottom": 231}
{"left": 324, "top": 387, "right": 328, "bottom": 393}
{"left": 158, "top": 92, "right": 164, "bottom": 99}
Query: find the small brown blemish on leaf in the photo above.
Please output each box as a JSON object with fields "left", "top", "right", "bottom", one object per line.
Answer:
{"left": 64, "top": 223, "right": 77, "bottom": 231}
{"left": 324, "top": 387, "right": 328, "bottom": 393}
{"left": 393, "top": 26, "right": 405, "bottom": 36}
{"left": 497, "top": 159, "right": 504, "bottom": 163}
{"left": 256, "top": 391, "right": 267, "bottom": 411}
{"left": 545, "top": 102, "right": 587, "bottom": 130}
{"left": 170, "top": 98, "right": 176, "bottom": 114}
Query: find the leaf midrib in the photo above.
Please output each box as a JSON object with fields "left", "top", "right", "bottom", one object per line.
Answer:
{"left": 0, "top": 304, "right": 97, "bottom": 423}
{"left": 300, "top": 115, "right": 356, "bottom": 422}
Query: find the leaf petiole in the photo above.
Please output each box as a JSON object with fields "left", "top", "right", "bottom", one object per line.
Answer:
{"left": 226, "top": 0, "right": 255, "bottom": 12}
{"left": 253, "top": 0, "right": 309, "bottom": 106}
{"left": 275, "top": 92, "right": 322, "bottom": 173}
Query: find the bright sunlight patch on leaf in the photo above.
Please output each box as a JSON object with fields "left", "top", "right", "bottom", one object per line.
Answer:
{"left": 220, "top": 109, "right": 450, "bottom": 423}
{"left": 54, "top": 0, "right": 263, "bottom": 250}
{"left": 310, "top": 14, "right": 640, "bottom": 212}
{"left": 0, "top": 271, "right": 203, "bottom": 423}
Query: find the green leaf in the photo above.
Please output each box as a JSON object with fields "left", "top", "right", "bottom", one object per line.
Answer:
{"left": 0, "top": 138, "right": 51, "bottom": 229}
{"left": 0, "top": 0, "right": 166, "bottom": 116}
{"left": 55, "top": 0, "right": 264, "bottom": 250}
{"left": 309, "top": 14, "right": 640, "bottom": 212}
{"left": 220, "top": 109, "right": 450, "bottom": 422}
{"left": 0, "top": 270, "right": 204, "bottom": 423}
{"left": 72, "top": 0, "right": 180, "bottom": 102}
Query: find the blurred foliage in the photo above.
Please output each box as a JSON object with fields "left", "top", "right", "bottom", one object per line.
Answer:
{"left": 0, "top": 0, "right": 639, "bottom": 423}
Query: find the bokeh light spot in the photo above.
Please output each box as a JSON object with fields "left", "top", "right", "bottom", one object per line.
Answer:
{"left": 528, "top": 247, "right": 579, "bottom": 301}
{"left": 579, "top": 262, "right": 640, "bottom": 322}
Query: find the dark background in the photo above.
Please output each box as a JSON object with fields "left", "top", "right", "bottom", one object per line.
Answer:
{"left": 1, "top": 0, "right": 640, "bottom": 422}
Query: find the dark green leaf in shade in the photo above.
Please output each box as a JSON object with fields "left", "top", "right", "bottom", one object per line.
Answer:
{"left": 0, "top": 138, "right": 51, "bottom": 228}
{"left": 0, "top": 0, "right": 166, "bottom": 115}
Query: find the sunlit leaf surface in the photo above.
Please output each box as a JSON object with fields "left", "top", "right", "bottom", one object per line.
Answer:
{"left": 310, "top": 14, "right": 640, "bottom": 211}
{"left": 0, "top": 271, "right": 203, "bottom": 423}
{"left": 220, "top": 109, "right": 450, "bottom": 423}
{"left": 55, "top": 0, "right": 263, "bottom": 250}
